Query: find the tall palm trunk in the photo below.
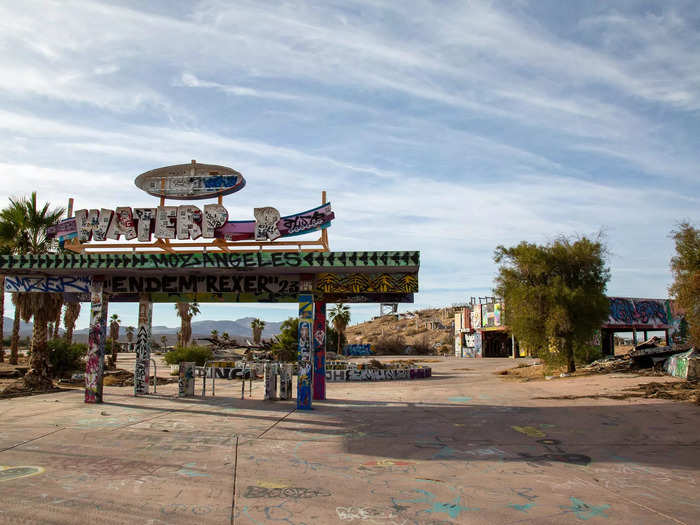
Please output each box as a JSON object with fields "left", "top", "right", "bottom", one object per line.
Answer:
{"left": 10, "top": 307, "right": 20, "bottom": 364}
{"left": 25, "top": 315, "right": 52, "bottom": 389}
{"left": 53, "top": 306, "right": 61, "bottom": 339}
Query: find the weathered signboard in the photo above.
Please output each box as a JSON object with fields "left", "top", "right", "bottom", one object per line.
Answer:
{"left": 47, "top": 202, "right": 334, "bottom": 243}
{"left": 134, "top": 161, "right": 245, "bottom": 200}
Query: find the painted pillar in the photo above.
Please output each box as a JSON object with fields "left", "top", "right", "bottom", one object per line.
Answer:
{"left": 264, "top": 363, "right": 278, "bottom": 400}
{"left": 179, "top": 362, "right": 195, "bottom": 397}
{"left": 134, "top": 294, "right": 153, "bottom": 396}
{"left": 85, "top": 278, "right": 107, "bottom": 403}
{"left": 297, "top": 294, "right": 314, "bottom": 410}
{"left": 279, "top": 364, "right": 293, "bottom": 400}
{"left": 312, "top": 301, "right": 326, "bottom": 400}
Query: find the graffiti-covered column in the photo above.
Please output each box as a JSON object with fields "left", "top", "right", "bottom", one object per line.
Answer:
{"left": 312, "top": 302, "right": 326, "bottom": 401}
{"left": 297, "top": 294, "right": 314, "bottom": 410}
{"left": 85, "top": 278, "right": 108, "bottom": 403}
{"left": 134, "top": 294, "right": 153, "bottom": 396}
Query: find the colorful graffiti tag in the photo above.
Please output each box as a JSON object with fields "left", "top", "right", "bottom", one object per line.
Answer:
{"left": 606, "top": 297, "right": 670, "bottom": 327}
{"left": 312, "top": 302, "right": 326, "bottom": 401}
{"left": 297, "top": 295, "right": 314, "bottom": 410}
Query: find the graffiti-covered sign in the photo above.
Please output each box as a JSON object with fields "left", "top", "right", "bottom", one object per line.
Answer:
{"left": 605, "top": 297, "right": 671, "bottom": 328}
{"left": 135, "top": 161, "right": 246, "bottom": 200}
{"left": 106, "top": 274, "right": 300, "bottom": 295}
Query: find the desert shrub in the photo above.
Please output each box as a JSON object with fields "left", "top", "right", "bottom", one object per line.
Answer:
{"left": 372, "top": 335, "right": 406, "bottom": 355}
{"left": 163, "top": 346, "right": 213, "bottom": 366}
{"left": 47, "top": 339, "right": 87, "bottom": 377}
{"left": 575, "top": 342, "right": 602, "bottom": 365}
{"left": 411, "top": 334, "right": 433, "bottom": 355}
{"left": 368, "top": 359, "right": 386, "bottom": 369}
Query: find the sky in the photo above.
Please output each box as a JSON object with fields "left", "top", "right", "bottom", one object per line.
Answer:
{"left": 0, "top": 0, "right": 698, "bottom": 331}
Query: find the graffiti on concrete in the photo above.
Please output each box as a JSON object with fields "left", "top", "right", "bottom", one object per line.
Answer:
{"left": 297, "top": 295, "right": 313, "bottom": 410}
{"left": 0, "top": 465, "right": 45, "bottom": 482}
{"left": 85, "top": 282, "right": 106, "bottom": 403}
{"left": 243, "top": 486, "right": 331, "bottom": 499}
{"left": 4, "top": 275, "right": 90, "bottom": 293}
{"left": 178, "top": 362, "right": 195, "bottom": 397}
{"left": 134, "top": 297, "right": 153, "bottom": 395}
{"left": 607, "top": 297, "right": 669, "bottom": 327}
{"left": 344, "top": 344, "right": 373, "bottom": 356}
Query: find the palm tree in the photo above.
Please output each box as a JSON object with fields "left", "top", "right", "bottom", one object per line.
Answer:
{"left": 63, "top": 303, "right": 81, "bottom": 344}
{"left": 14, "top": 292, "right": 64, "bottom": 389}
{"left": 174, "top": 302, "right": 200, "bottom": 347}
{"left": 160, "top": 335, "right": 168, "bottom": 348}
{"left": 0, "top": 193, "right": 63, "bottom": 375}
{"left": 251, "top": 318, "right": 266, "bottom": 345}
{"left": 328, "top": 303, "right": 351, "bottom": 355}
{"left": 109, "top": 314, "right": 120, "bottom": 367}
{"left": 210, "top": 329, "right": 219, "bottom": 341}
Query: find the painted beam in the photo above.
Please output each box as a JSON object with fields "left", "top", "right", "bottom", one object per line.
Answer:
{"left": 312, "top": 302, "right": 326, "bottom": 401}
{"left": 0, "top": 251, "right": 420, "bottom": 272}
{"left": 297, "top": 294, "right": 313, "bottom": 410}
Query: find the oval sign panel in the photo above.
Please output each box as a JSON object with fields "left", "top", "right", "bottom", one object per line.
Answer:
{"left": 135, "top": 160, "right": 246, "bottom": 200}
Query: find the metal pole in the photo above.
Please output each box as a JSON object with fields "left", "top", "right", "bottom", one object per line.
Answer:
{"left": 241, "top": 362, "right": 246, "bottom": 399}
{"left": 202, "top": 360, "right": 209, "bottom": 397}
{"left": 212, "top": 363, "right": 216, "bottom": 397}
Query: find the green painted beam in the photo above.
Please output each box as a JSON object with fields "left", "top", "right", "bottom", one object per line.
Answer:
{"left": 0, "top": 251, "right": 420, "bottom": 272}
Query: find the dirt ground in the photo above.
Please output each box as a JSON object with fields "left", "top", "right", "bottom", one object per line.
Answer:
{"left": 1, "top": 356, "right": 699, "bottom": 524}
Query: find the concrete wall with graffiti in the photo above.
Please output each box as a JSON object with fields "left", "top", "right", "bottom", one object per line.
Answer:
{"left": 605, "top": 297, "right": 686, "bottom": 343}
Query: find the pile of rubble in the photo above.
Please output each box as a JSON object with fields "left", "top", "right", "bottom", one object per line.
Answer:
{"left": 583, "top": 337, "right": 697, "bottom": 379}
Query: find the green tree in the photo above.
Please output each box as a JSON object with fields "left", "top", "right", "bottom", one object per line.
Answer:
{"left": 0, "top": 192, "right": 63, "bottom": 385}
{"left": 494, "top": 236, "right": 610, "bottom": 373}
{"left": 272, "top": 317, "right": 299, "bottom": 362}
{"left": 669, "top": 222, "right": 700, "bottom": 345}
{"left": 210, "top": 329, "right": 219, "bottom": 341}
{"left": 174, "top": 302, "right": 200, "bottom": 347}
{"left": 251, "top": 318, "right": 266, "bottom": 344}
{"left": 328, "top": 303, "right": 351, "bottom": 355}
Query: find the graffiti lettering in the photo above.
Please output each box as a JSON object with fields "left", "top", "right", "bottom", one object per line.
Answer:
{"left": 243, "top": 486, "right": 331, "bottom": 499}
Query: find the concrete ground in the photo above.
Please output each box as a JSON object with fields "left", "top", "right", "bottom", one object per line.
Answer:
{"left": 1, "top": 357, "right": 699, "bottom": 525}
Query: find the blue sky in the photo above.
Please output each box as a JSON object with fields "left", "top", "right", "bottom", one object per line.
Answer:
{"left": 1, "top": 0, "right": 698, "bottom": 330}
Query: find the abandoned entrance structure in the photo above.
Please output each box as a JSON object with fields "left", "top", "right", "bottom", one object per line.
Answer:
{"left": 1, "top": 162, "right": 420, "bottom": 410}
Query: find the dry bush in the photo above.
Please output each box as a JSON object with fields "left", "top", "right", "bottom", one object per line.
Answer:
{"left": 372, "top": 335, "right": 407, "bottom": 355}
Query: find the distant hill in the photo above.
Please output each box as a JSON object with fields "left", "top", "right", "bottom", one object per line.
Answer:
{"left": 2, "top": 316, "right": 284, "bottom": 344}
{"left": 345, "top": 307, "right": 454, "bottom": 354}
{"left": 2, "top": 317, "right": 34, "bottom": 338}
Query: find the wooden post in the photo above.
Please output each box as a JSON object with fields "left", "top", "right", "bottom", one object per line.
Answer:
{"left": 313, "top": 302, "right": 326, "bottom": 401}
{"left": 67, "top": 198, "right": 74, "bottom": 219}
{"left": 297, "top": 294, "right": 314, "bottom": 410}
{"left": 134, "top": 294, "right": 153, "bottom": 395}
